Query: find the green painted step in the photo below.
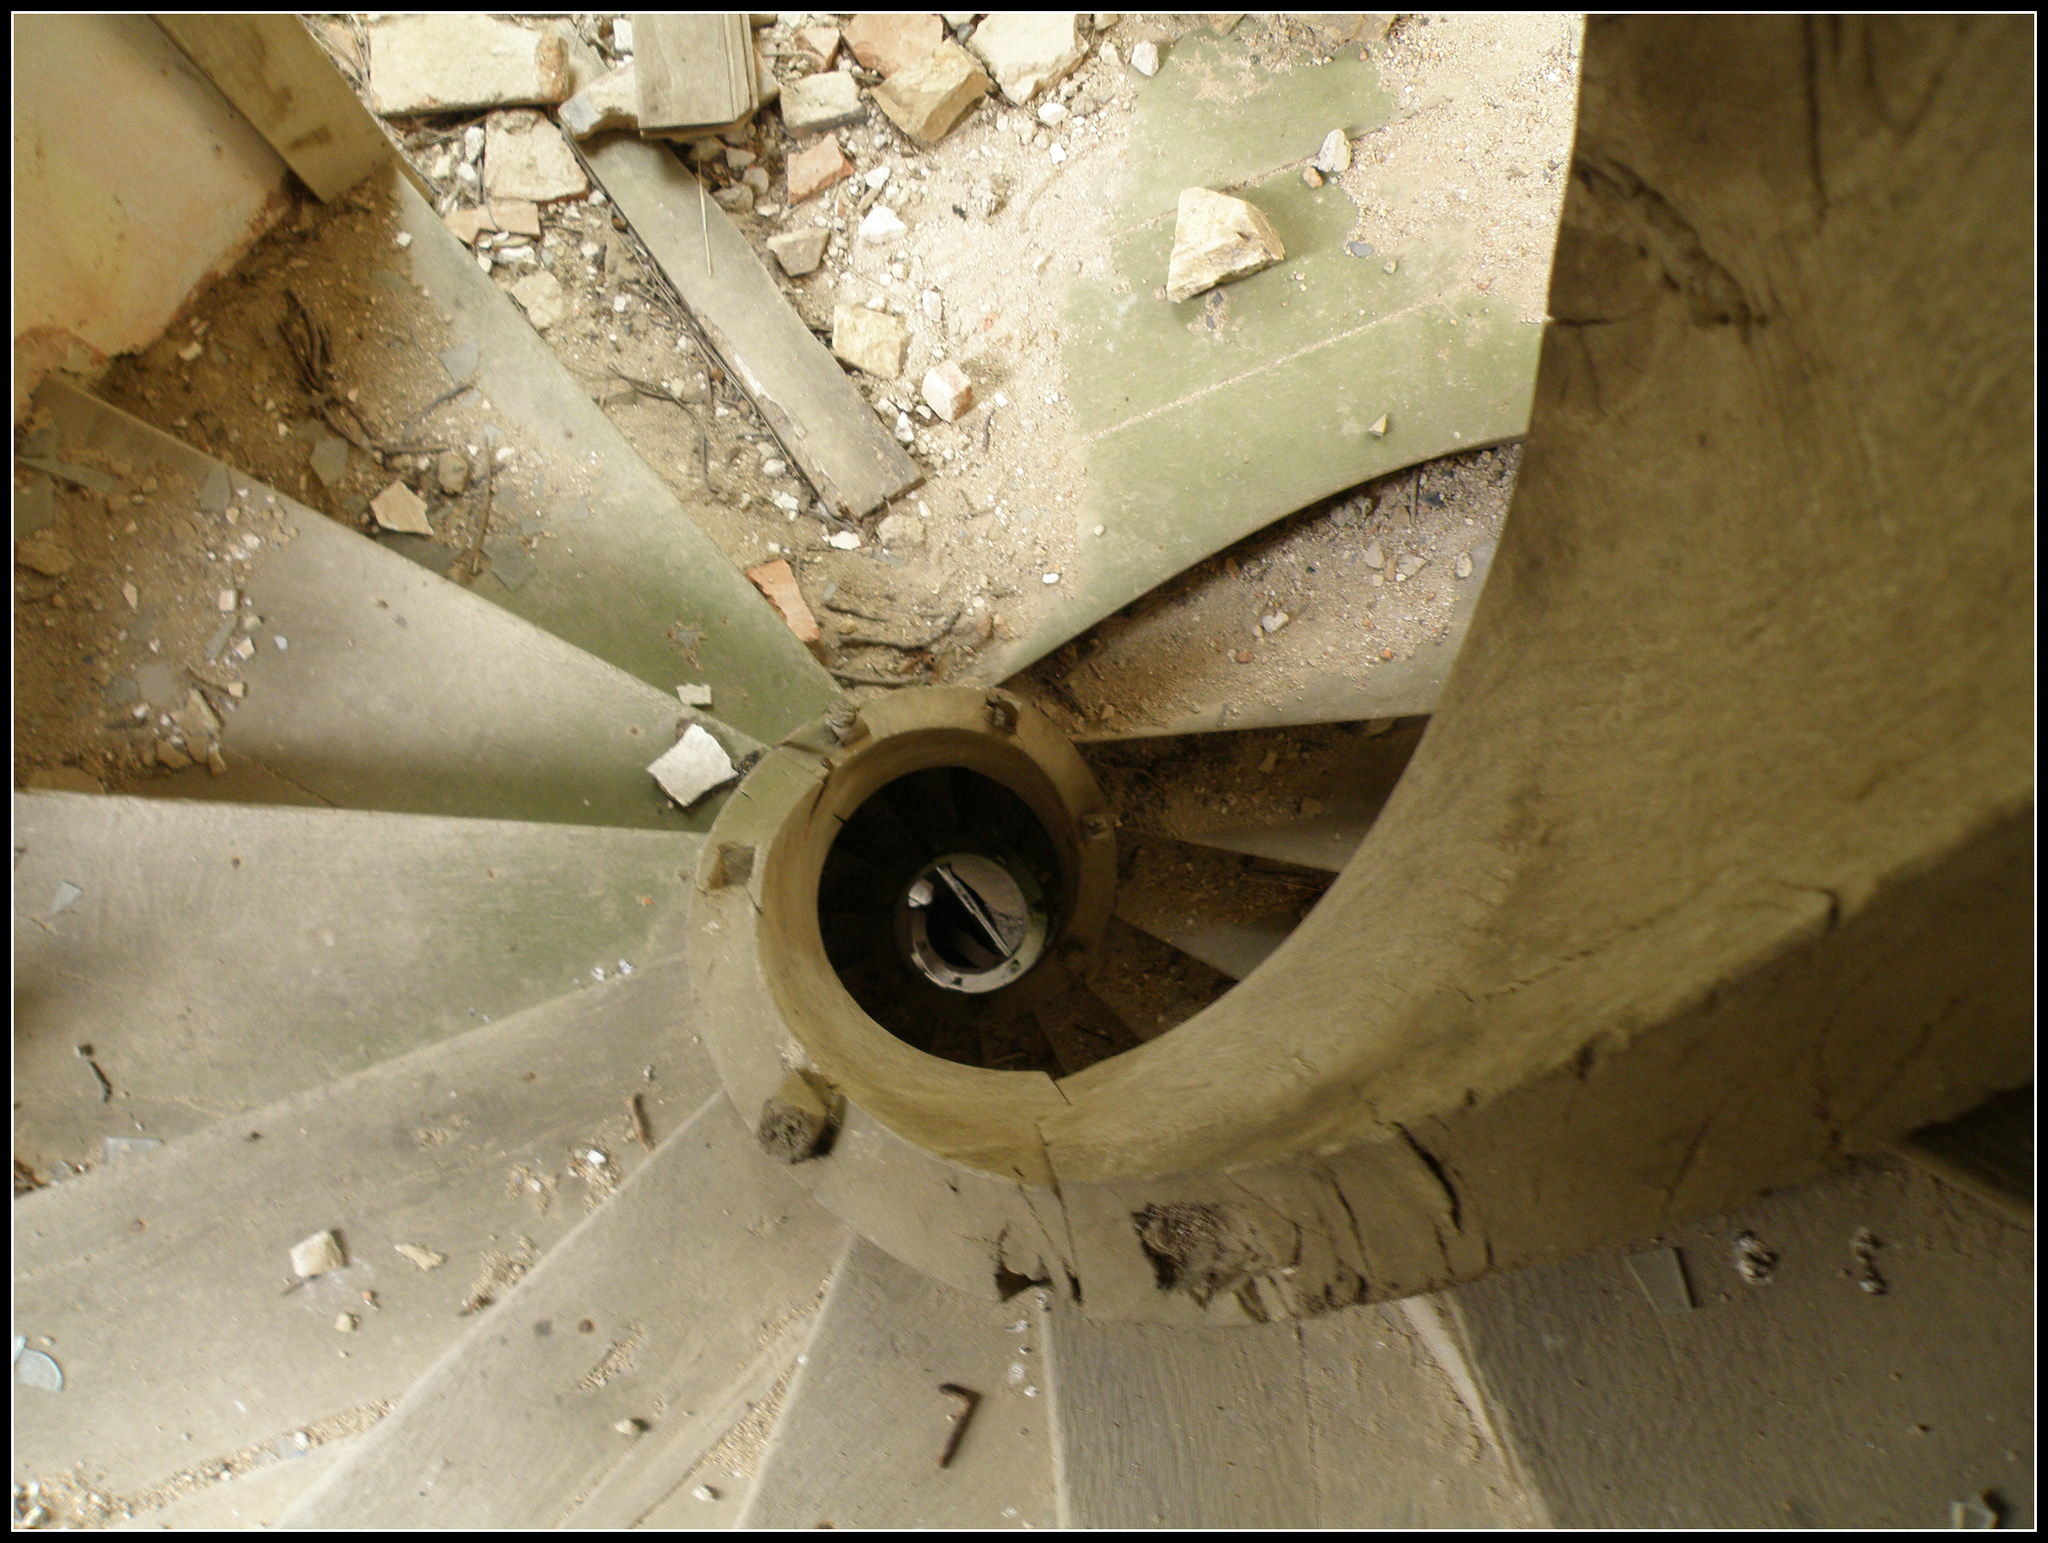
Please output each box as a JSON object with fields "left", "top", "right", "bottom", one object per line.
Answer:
{"left": 279, "top": 1095, "right": 849, "bottom": 1527}
{"left": 13, "top": 792, "right": 699, "bottom": 1170}
{"left": 383, "top": 164, "right": 843, "bottom": 743}
{"left": 35, "top": 380, "right": 757, "bottom": 832}
{"left": 740, "top": 1239, "right": 1057, "bottom": 1530}
{"left": 1002, "top": 30, "right": 1541, "bottom": 675}
{"left": 13, "top": 958, "right": 718, "bottom": 1509}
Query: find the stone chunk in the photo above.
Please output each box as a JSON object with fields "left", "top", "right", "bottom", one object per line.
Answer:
{"left": 648, "top": 724, "right": 737, "bottom": 809}
{"left": 787, "top": 135, "right": 854, "bottom": 204}
{"left": 921, "top": 360, "right": 974, "bottom": 421}
{"left": 15, "top": 537, "right": 74, "bottom": 577}
{"left": 489, "top": 198, "right": 542, "bottom": 237}
{"left": 970, "top": 12, "right": 1086, "bottom": 103}
{"left": 436, "top": 451, "right": 471, "bottom": 495}
{"left": 768, "top": 228, "right": 830, "bottom": 277}
{"left": 483, "top": 109, "right": 588, "bottom": 203}
{"left": 560, "top": 63, "right": 639, "bottom": 139}
{"left": 1314, "top": 128, "right": 1351, "bottom": 174}
{"left": 1130, "top": 39, "right": 1160, "bottom": 76}
{"left": 290, "top": 1230, "right": 346, "bottom": 1278}
{"left": 781, "top": 70, "right": 866, "bottom": 136}
{"left": 510, "top": 269, "right": 567, "bottom": 330}
{"left": 794, "top": 25, "right": 841, "bottom": 68}
{"left": 712, "top": 184, "right": 755, "bottom": 214}
{"left": 1164, "top": 187, "right": 1285, "bottom": 302}
{"left": 876, "top": 511, "right": 925, "bottom": 548}
{"left": 366, "top": 15, "right": 572, "bottom": 114}
{"left": 757, "top": 1072, "right": 832, "bottom": 1163}
{"left": 844, "top": 13, "right": 945, "bottom": 77}
{"left": 746, "top": 558, "right": 822, "bottom": 644}
{"left": 444, "top": 207, "right": 492, "bottom": 246}
{"left": 873, "top": 41, "right": 991, "bottom": 143}
{"left": 831, "top": 305, "right": 910, "bottom": 378}
{"left": 858, "top": 204, "right": 907, "bottom": 244}
{"left": 370, "top": 480, "right": 434, "bottom": 535}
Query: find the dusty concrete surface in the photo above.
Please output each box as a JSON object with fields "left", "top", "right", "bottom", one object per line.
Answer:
{"left": 1454, "top": 1156, "right": 2034, "bottom": 1528}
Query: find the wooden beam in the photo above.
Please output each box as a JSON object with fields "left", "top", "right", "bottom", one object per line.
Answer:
{"left": 581, "top": 136, "right": 921, "bottom": 519}
{"left": 633, "top": 13, "right": 758, "bottom": 136}
{"left": 152, "top": 14, "right": 391, "bottom": 202}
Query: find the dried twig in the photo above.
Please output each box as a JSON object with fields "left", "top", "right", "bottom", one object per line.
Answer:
{"left": 836, "top": 607, "right": 963, "bottom": 652}
{"left": 827, "top": 667, "right": 916, "bottom": 688}
{"left": 402, "top": 375, "right": 476, "bottom": 438}
{"left": 627, "top": 1094, "right": 654, "bottom": 1153}
{"left": 465, "top": 456, "right": 494, "bottom": 582}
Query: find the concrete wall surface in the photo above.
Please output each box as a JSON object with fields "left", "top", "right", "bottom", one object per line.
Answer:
{"left": 12, "top": 13, "right": 292, "bottom": 418}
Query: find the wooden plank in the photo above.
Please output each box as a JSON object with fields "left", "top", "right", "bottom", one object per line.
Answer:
{"left": 1042, "top": 1301, "right": 1317, "bottom": 1528}
{"left": 13, "top": 960, "right": 720, "bottom": 1503}
{"left": 741, "top": 1239, "right": 1058, "bottom": 1529}
{"left": 278, "top": 1095, "right": 848, "bottom": 1527}
{"left": 580, "top": 137, "right": 922, "bottom": 519}
{"left": 633, "top": 13, "right": 757, "bottom": 134}
{"left": 152, "top": 14, "right": 390, "bottom": 202}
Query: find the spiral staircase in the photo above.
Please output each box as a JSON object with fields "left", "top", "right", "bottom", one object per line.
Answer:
{"left": 13, "top": 16, "right": 2032, "bottom": 1530}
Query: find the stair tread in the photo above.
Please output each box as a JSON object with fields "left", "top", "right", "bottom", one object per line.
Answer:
{"left": 279, "top": 1096, "right": 848, "bottom": 1527}
{"left": 13, "top": 959, "right": 718, "bottom": 1505}
{"left": 1044, "top": 1294, "right": 1533, "bottom": 1527}
{"left": 1448, "top": 1158, "right": 2036, "bottom": 1527}
{"left": 384, "top": 163, "right": 843, "bottom": 743}
{"left": 1120, "top": 720, "right": 1425, "bottom": 873}
{"left": 1111, "top": 838, "right": 1330, "bottom": 981}
{"left": 13, "top": 792, "right": 698, "bottom": 1170}
{"left": 740, "top": 1238, "right": 1057, "bottom": 1530}
{"left": 34, "top": 379, "right": 761, "bottom": 830}
{"left": 1045, "top": 1309, "right": 1317, "bottom": 1529}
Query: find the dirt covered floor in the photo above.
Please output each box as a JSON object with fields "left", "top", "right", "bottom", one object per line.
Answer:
{"left": 15, "top": 12, "right": 1578, "bottom": 792}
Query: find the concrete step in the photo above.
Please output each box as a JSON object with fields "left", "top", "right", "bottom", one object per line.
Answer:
{"left": 12, "top": 958, "right": 718, "bottom": 1522}
{"left": 278, "top": 1094, "right": 849, "bottom": 1527}
{"left": 1110, "top": 836, "right": 1331, "bottom": 981}
{"left": 1447, "top": 1157, "right": 2036, "bottom": 1528}
{"left": 739, "top": 1239, "right": 1057, "bottom": 1530}
{"left": 1128, "top": 719, "right": 1426, "bottom": 873}
{"left": 1042, "top": 1292, "right": 1533, "bottom": 1528}
{"left": 34, "top": 379, "right": 761, "bottom": 831}
{"left": 13, "top": 791, "right": 699, "bottom": 1171}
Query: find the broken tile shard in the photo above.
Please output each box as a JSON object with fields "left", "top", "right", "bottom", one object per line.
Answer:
{"left": 746, "top": 558, "right": 822, "bottom": 644}
{"left": 510, "top": 269, "right": 567, "bottom": 330}
{"left": 832, "top": 305, "right": 911, "bottom": 378}
{"left": 1165, "top": 187, "right": 1285, "bottom": 303}
{"left": 786, "top": 134, "right": 854, "bottom": 203}
{"left": 394, "top": 1243, "right": 446, "bottom": 1271}
{"left": 648, "top": 724, "right": 738, "bottom": 809}
{"left": 483, "top": 109, "right": 588, "bottom": 203}
{"left": 781, "top": 71, "right": 866, "bottom": 136}
{"left": 874, "top": 40, "right": 992, "bottom": 144}
{"left": 366, "top": 15, "right": 572, "bottom": 115}
{"left": 370, "top": 481, "right": 434, "bottom": 536}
